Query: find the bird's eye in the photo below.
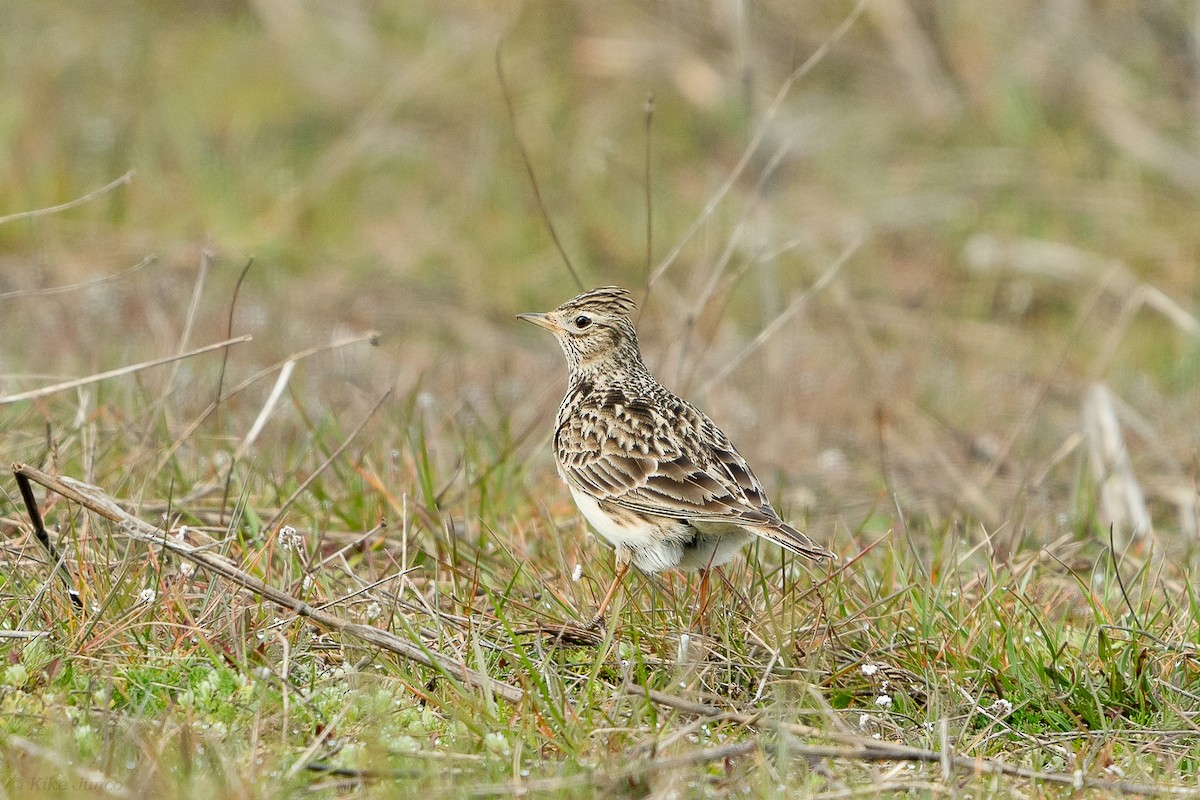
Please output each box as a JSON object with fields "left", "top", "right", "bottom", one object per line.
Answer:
{"left": 573, "top": 315, "right": 592, "bottom": 329}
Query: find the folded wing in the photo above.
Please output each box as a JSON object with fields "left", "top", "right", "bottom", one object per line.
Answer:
{"left": 556, "top": 393, "right": 833, "bottom": 561}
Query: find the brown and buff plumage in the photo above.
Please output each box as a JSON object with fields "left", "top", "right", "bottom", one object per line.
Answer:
{"left": 519, "top": 286, "right": 832, "bottom": 624}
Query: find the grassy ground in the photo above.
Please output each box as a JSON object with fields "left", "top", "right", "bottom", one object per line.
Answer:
{"left": 2, "top": 2, "right": 1200, "bottom": 797}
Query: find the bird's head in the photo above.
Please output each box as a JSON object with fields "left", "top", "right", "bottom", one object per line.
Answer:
{"left": 518, "top": 286, "right": 644, "bottom": 378}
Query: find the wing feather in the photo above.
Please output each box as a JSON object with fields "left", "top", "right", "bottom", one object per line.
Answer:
{"left": 556, "top": 389, "right": 832, "bottom": 561}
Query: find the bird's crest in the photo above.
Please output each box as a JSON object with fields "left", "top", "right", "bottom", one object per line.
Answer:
{"left": 557, "top": 286, "right": 636, "bottom": 318}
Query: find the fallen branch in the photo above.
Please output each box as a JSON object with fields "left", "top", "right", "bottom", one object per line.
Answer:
{"left": 11, "top": 462, "right": 525, "bottom": 705}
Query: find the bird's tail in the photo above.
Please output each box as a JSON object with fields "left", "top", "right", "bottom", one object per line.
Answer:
{"left": 757, "top": 521, "right": 834, "bottom": 561}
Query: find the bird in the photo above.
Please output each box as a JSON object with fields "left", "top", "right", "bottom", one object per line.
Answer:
{"left": 518, "top": 286, "right": 833, "bottom": 627}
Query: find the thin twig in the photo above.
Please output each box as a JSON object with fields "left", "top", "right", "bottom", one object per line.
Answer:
{"left": 165, "top": 243, "right": 214, "bottom": 392}
{"left": 234, "top": 359, "right": 295, "bottom": 461}
{"left": 156, "top": 328, "right": 379, "bottom": 491}
{"left": 641, "top": 91, "right": 655, "bottom": 318}
{"left": 157, "top": 330, "right": 380, "bottom": 484}
{"left": 11, "top": 462, "right": 525, "bottom": 705}
{"left": 264, "top": 389, "right": 393, "bottom": 533}
{"left": 495, "top": 38, "right": 583, "bottom": 291}
{"left": 0, "top": 256, "right": 155, "bottom": 301}
{"left": 13, "top": 469, "right": 82, "bottom": 607}
{"left": 699, "top": 235, "right": 861, "bottom": 394}
{"left": 215, "top": 257, "right": 255, "bottom": 429}
{"left": 312, "top": 519, "right": 388, "bottom": 572}
{"left": 0, "top": 335, "right": 252, "bottom": 406}
{"left": 0, "top": 170, "right": 134, "bottom": 226}
{"left": 304, "top": 761, "right": 418, "bottom": 780}
{"left": 649, "top": 0, "right": 868, "bottom": 286}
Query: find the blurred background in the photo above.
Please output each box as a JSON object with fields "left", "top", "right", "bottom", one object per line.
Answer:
{"left": 1, "top": 1, "right": 1198, "bottom": 554}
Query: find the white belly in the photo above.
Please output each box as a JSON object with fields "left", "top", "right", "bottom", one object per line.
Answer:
{"left": 566, "top": 485, "right": 749, "bottom": 573}
{"left": 568, "top": 485, "right": 659, "bottom": 550}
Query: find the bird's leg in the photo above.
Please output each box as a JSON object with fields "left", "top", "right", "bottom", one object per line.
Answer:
{"left": 588, "top": 552, "right": 631, "bottom": 630}
{"left": 690, "top": 567, "right": 714, "bottom": 632}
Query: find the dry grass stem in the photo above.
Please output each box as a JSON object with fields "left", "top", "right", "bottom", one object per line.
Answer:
{"left": 0, "top": 170, "right": 133, "bottom": 225}
{"left": 0, "top": 335, "right": 253, "bottom": 406}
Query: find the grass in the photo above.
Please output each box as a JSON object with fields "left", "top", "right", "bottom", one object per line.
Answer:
{"left": 2, "top": 1, "right": 1200, "bottom": 797}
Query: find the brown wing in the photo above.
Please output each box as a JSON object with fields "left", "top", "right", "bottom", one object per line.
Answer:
{"left": 556, "top": 388, "right": 832, "bottom": 560}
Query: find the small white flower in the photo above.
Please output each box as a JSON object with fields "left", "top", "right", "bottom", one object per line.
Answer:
{"left": 858, "top": 713, "right": 870, "bottom": 730}
{"left": 989, "top": 698, "right": 1014, "bottom": 717}
{"left": 277, "top": 525, "right": 302, "bottom": 551}
{"left": 173, "top": 525, "right": 188, "bottom": 541}
{"left": 137, "top": 589, "right": 156, "bottom": 605}
{"left": 875, "top": 694, "right": 892, "bottom": 708}
{"left": 365, "top": 601, "right": 382, "bottom": 621}
{"left": 860, "top": 663, "right": 879, "bottom": 677}
{"left": 571, "top": 564, "right": 583, "bottom": 582}
{"left": 179, "top": 562, "right": 195, "bottom": 578}
{"left": 301, "top": 575, "right": 314, "bottom": 592}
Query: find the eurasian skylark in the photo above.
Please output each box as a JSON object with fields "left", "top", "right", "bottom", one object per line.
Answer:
{"left": 519, "top": 286, "right": 833, "bottom": 625}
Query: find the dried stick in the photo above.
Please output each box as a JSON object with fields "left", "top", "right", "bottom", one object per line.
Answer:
{"left": 11, "top": 463, "right": 525, "bottom": 705}
{"left": 0, "top": 335, "right": 253, "bottom": 406}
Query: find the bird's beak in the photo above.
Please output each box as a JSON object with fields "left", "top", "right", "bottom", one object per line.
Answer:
{"left": 517, "top": 312, "right": 561, "bottom": 332}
